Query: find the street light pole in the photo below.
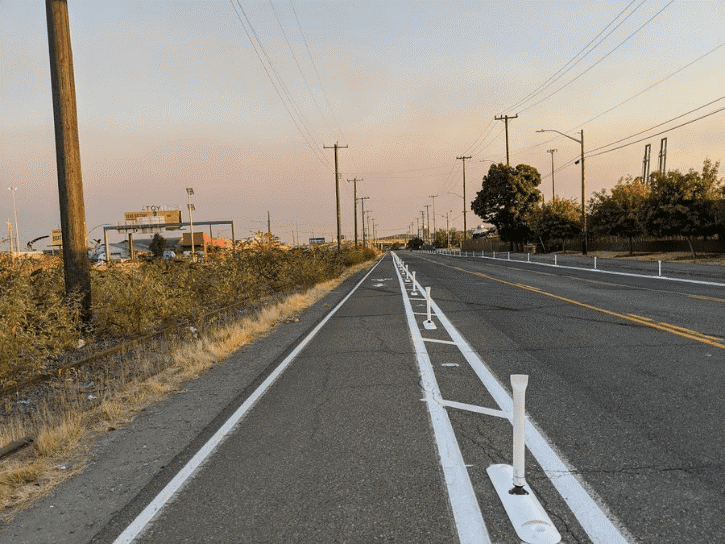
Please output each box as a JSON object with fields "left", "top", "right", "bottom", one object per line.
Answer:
{"left": 546, "top": 149, "right": 557, "bottom": 200}
{"left": 537, "top": 129, "right": 586, "bottom": 255}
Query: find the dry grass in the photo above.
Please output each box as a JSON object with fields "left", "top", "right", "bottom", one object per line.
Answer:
{"left": 0, "top": 257, "right": 377, "bottom": 521}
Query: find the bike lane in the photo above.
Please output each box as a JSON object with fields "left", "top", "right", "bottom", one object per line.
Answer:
{"left": 109, "top": 255, "right": 462, "bottom": 543}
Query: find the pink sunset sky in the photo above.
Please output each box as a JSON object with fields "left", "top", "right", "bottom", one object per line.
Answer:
{"left": 2, "top": 0, "right": 724, "bottom": 246}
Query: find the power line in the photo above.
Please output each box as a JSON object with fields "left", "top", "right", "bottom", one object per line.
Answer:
{"left": 289, "top": 0, "right": 347, "bottom": 144}
{"left": 588, "top": 95, "right": 725, "bottom": 154}
{"left": 228, "top": 0, "right": 331, "bottom": 169}
{"left": 569, "top": 39, "right": 725, "bottom": 131}
{"left": 519, "top": 0, "right": 675, "bottom": 115}
{"left": 268, "top": 1, "right": 339, "bottom": 141}
{"left": 588, "top": 103, "right": 725, "bottom": 158}
{"left": 504, "top": 0, "right": 644, "bottom": 115}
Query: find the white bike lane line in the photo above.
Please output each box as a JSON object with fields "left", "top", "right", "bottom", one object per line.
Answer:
{"left": 394, "top": 252, "right": 634, "bottom": 544}
{"left": 112, "top": 258, "right": 385, "bottom": 544}
{"left": 393, "top": 255, "right": 492, "bottom": 544}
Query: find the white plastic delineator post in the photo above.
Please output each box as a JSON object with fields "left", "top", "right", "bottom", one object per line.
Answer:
{"left": 423, "top": 287, "right": 436, "bottom": 329}
{"left": 410, "top": 272, "right": 418, "bottom": 296}
{"left": 487, "top": 375, "right": 561, "bottom": 544}
{"left": 405, "top": 265, "right": 411, "bottom": 282}
{"left": 511, "top": 374, "right": 528, "bottom": 490}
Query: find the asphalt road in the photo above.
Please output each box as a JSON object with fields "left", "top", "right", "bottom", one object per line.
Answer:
{"left": 4, "top": 252, "right": 723, "bottom": 543}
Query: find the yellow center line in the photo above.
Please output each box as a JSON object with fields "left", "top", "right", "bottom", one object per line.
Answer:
{"left": 436, "top": 261, "right": 725, "bottom": 350}
{"left": 689, "top": 294, "right": 725, "bottom": 303}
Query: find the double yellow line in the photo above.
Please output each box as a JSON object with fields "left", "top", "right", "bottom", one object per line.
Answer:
{"left": 445, "top": 263, "right": 725, "bottom": 350}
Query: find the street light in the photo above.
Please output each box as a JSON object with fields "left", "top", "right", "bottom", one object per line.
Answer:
{"left": 536, "top": 129, "right": 586, "bottom": 255}
{"left": 546, "top": 149, "right": 557, "bottom": 201}
{"left": 8, "top": 187, "right": 20, "bottom": 253}
{"left": 186, "top": 187, "right": 195, "bottom": 258}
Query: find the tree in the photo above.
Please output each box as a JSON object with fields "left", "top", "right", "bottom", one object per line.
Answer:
{"left": 149, "top": 233, "right": 167, "bottom": 258}
{"left": 471, "top": 163, "right": 541, "bottom": 251}
{"left": 644, "top": 159, "right": 722, "bottom": 257}
{"left": 406, "top": 237, "right": 424, "bottom": 250}
{"left": 589, "top": 177, "right": 649, "bottom": 255}
{"left": 532, "top": 197, "right": 582, "bottom": 253}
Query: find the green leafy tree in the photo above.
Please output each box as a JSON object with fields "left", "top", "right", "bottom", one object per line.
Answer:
{"left": 532, "top": 197, "right": 582, "bottom": 253}
{"left": 149, "top": 233, "right": 167, "bottom": 258}
{"left": 589, "top": 177, "right": 649, "bottom": 255}
{"left": 644, "top": 159, "right": 722, "bottom": 257}
{"left": 471, "top": 163, "right": 541, "bottom": 250}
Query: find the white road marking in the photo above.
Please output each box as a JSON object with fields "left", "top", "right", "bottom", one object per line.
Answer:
{"left": 440, "top": 399, "right": 507, "bottom": 419}
{"left": 421, "top": 276, "right": 634, "bottom": 544}
{"left": 394, "top": 256, "right": 492, "bottom": 544}
{"left": 424, "top": 338, "right": 457, "bottom": 345}
{"left": 112, "top": 258, "right": 385, "bottom": 544}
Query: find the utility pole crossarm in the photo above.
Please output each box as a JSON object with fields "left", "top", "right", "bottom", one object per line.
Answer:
{"left": 495, "top": 114, "right": 518, "bottom": 166}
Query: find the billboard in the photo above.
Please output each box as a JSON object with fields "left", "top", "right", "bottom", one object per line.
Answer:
{"left": 124, "top": 208, "right": 182, "bottom": 230}
{"left": 51, "top": 229, "right": 62, "bottom": 246}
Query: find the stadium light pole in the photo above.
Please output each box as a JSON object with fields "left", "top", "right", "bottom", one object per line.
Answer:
{"left": 186, "top": 187, "right": 195, "bottom": 259}
{"left": 8, "top": 187, "right": 20, "bottom": 252}
{"left": 537, "top": 129, "right": 586, "bottom": 255}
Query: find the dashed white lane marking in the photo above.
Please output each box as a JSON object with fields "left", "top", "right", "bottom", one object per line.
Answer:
{"left": 112, "top": 258, "right": 385, "bottom": 544}
{"left": 394, "top": 256, "right": 492, "bottom": 544}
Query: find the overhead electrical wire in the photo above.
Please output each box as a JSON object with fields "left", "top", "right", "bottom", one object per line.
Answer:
{"left": 229, "top": 0, "right": 332, "bottom": 169}
{"left": 569, "top": 40, "right": 725, "bottom": 132}
{"left": 268, "top": 1, "right": 339, "bottom": 142}
{"left": 504, "top": 0, "right": 644, "bottom": 115}
{"left": 587, "top": 98, "right": 725, "bottom": 157}
{"left": 518, "top": 0, "right": 675, "bottom": 114}
{"left": 460, "top": 0, "right": 644, "bottom": 158}
{"left": 289, "top": 1, "right": 348, "bottom": 145}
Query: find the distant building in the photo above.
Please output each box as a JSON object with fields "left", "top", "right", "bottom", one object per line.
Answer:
{"left": 179, "top": 232, "right": 229, "bottom": 250}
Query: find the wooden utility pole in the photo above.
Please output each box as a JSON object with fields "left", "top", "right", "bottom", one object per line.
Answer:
{"left": 495, "top": 114, "right": 518, "bottom": 166}
{"left": 429, "top": 194, "right": 437, "bottom": 240}
{"left": 359, "top": 196, "right": 369, "bottom": 247}
{"left": 46, "top": 0, "right": 91, "bottom": 321}
{"left": 348, "top": 178, "right": 362, "bottom": 248}
{"left": 323, "top": 142, "right": 348, "bottom": 251}
{"left": 267, "top": 210, "right": 271, "bottom": 234}
{"left": 456, "top": 156, "right": 471, "bottom": 240}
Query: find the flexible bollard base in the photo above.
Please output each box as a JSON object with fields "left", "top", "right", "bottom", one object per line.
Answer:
{"left": 487, "top": 464, "right": 561, "bottom": 544}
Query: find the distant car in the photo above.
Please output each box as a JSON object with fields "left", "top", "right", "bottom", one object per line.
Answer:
{"left": 162, "top": 250, "right": 176, "bottom": 261}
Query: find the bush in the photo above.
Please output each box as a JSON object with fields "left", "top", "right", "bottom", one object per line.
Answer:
{"left": 0, "top": 246, "right": 378, "bottom": 385}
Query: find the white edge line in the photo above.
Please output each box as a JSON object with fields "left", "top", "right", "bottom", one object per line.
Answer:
{"left": 433, "top": 252, "right": 725, "bottom": 287}
{"left": 423, "top": 284, "right": 634, "bottom": 544}
{"left": 393, "top": 253, "right": 491, "bottom": 544}
{"left": 113, "top": 257, "right": 385, "bottom": 544}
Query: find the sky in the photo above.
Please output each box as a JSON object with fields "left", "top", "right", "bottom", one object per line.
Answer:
{"left": 2, "top": 0, "right": 724, "bottom": 247}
